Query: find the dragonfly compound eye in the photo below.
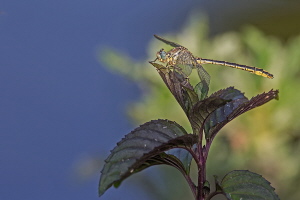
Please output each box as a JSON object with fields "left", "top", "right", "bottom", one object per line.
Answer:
{"left": 156, "top": 49, "right": 167, "bottom": 61}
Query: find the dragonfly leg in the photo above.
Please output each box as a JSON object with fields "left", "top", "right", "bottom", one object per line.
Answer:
{"left": 152, "top": 58, "right": 158, "bottom": 62}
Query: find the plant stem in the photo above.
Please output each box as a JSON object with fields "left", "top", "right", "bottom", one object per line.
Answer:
{"left": 196, "top": 127, "right": 206, "bottom": 200}
{"left": 197, "top": 150, "right": 206, "bottom": 200}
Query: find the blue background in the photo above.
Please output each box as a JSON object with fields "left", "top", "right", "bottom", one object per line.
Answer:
{"left": 1, "top": 1, "right": 292, "bottom": 200}
{"left": 0, "top": 1, "right": 204, "bottom": 199}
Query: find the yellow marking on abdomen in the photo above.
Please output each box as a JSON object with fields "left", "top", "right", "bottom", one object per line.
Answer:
{"left": 197, "top": 58, "right": 274, "bottom": 79}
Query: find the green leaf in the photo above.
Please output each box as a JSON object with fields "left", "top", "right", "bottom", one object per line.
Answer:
{"left": 99, "top": 119, "right": 197, "bottom": 196}
{"left": 194, "top": 82, "right": 206, "bottom": 101}
{"left": 205, "top": 89, "right": 279, "bottom": 140}
{"left": 182, "top": 85, "right": 199, "bottom": 113}
{"left": 165, "top": 147, "right": 194, "bottom": 174}
{"left": 204, "top": 87, "right": 248, "bottom": 139}
{"left": 188, "top": 95, "right": 230, "bottom": 134}
{"left": 149, "top": 62, "right": 196, "bottom": 113}
{"left": 220, "top": 170, "right": 280, "bottom": 200}
{"left": 213, "top": 175, "right": 223, "bottom": 192}
{"left": 149, "top": 61, "right": 212, "bottom": 115}
{"left": 195, "top": 66, "right": 210, "bottom": 100}
{"left": 148, "top": 61, "right": 170, "bottom": 74}
{"left": 203, "top": 180, "right": 211, "bottom": 198}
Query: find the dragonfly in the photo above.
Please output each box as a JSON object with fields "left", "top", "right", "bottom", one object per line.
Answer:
{"left": 152, "top": 35, "right": 212, "bottom": 99}
{"left": 152, "top": 34, "right": 274, "bottom": 79}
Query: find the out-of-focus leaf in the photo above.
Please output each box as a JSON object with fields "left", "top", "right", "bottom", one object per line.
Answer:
{"left": 220, "top": 170, "right": 280, "bottom": 200}
{"left": 214, "top": 175, "right": 223, "bottom": 192}
{"left": 99, "top": 119, "right": 197, "bottom": 196}
{"left": 205, "top": 89, "right": 279, "bottom": 141}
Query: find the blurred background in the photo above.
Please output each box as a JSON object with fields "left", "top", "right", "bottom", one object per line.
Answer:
{"left": 1, "top": 1, "right": 300, "bottom": 200}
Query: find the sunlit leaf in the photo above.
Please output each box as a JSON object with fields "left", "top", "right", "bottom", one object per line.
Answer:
{"left": 205, "top": 89, "right": 279, "bottom": 140}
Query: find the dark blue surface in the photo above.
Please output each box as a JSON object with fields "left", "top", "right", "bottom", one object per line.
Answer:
{"left": 0, "top": 1, "right": 201, "bottom": 199}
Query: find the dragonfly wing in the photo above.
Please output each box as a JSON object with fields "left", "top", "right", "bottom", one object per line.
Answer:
{"left": 175, "top": 64, "right": 193, "bottom": 77}
{"left": 154, "top": 35, "right": 183, "bottom": 48}
{"left": 195, "top": 64, "right": 210, "bottom": 100}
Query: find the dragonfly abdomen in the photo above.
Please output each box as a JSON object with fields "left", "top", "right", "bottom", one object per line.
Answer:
{"left": 197, "top": 58, "right": 274, "bottom": 79}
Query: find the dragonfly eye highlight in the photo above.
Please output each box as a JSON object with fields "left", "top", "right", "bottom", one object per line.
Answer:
{"left": 156, "top": 49, "right": 167, "bottom": 61}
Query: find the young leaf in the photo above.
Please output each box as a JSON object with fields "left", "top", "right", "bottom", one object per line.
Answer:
{"left": 149, "top": 62, "right": 196, "bottom": 113}
{"left": 195, "top": 66, "right": 210, "bottom": 100}
{"left": 182, "top": 85, "right": 200, "bottom": 113}
{"left": 99, "top": 119, "right": 197, "bottom": 196}
{"left": 220, "top": 170, "right": 280, "bottom": 200}
{"left": 188, "top": 95, "right": 230, "bottom": 134}
{"left": 205, "top": 89, "right": 279, "bottom": 140}
{"left": 194, "top": 82, "right": 206, "bottom": 101}
{"left": 204, "top": 87, "right": 248, "bottom": 138}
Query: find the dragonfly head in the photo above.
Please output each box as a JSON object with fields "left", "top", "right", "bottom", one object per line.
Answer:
{"left": 156, "top": 49, "right": 168, "bottom": 62}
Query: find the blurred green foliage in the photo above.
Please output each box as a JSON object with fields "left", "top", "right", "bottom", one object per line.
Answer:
{"left": 100, "top": 16, "right": 300, "bottom": 200}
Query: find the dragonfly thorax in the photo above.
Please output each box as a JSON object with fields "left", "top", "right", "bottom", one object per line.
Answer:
{"left": 156, "top": 48, "right": 183, "bottom": 65}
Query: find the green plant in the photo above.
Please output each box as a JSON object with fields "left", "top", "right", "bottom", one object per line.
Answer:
{"left": 98, "top": 35, "right": 279, "bottom": 199}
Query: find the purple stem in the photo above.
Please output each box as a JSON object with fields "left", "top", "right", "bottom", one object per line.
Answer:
{"left": 196, "top": 126, "right": 207, "bottom": 200}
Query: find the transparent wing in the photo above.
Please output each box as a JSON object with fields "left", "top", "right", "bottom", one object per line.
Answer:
{"left": 174, "top": 64, "right": 193, "bottom": 77}
{"left": 173, "top": 62, "right": 210, "bottom": 100}
{"left": 172, "top": 49, "right": 196, "bottom": 77}
{"left": 195, "top": 63, "right": 210, "bottom": 100}
{"left": 154, "top": 35, "right": 183, "bottom": 48}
